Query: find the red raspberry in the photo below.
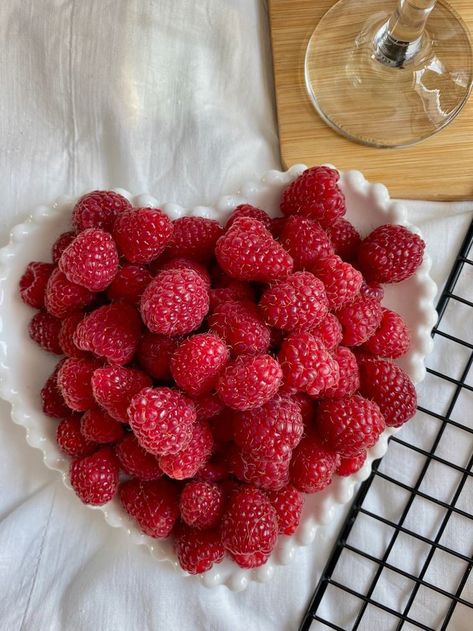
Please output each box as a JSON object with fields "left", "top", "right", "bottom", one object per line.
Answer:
{"left": 167, "top": 216, "right": 223, "bottom": 262}
{"left": 316, "top": 395, "right": 385, "bottom": 456}
{"left": 221, "top": 487, "right": 278, "bottom": 568}
{"left": 92, "top": 365, "right": 152, "bottom": 422}
{"left": 195, "top": 460, "right": 227, "bottom": 483}
{"left": 358, "top": 358, "right": 417, "bottom": 427}
{"left": 140, "top": 268, "right": 209, "bottom": 336}
{"left": 113, "top": 207, "right": 173, "bottom": 264}
{"left": 28, "top": 311, "right": 62, "bottom": 354}
{"left": 57, "top": 357, "right": 102, "bottom": 411}
{"left": 309, "top": 312, "right": 343, "bottom": 350}
{"left": 51, "top": 231, "right": 76, "bottom": 264}
{"left": 217, "top": 354, "right": 283, "bottom": 411}
{"left": 215, "top": 217, "right": 293, "bottom": 282}
{"left": 136, "top": 332, "right": 177, "bottom": 381}
{"left": 291, "top": 392, "right": 317, "bottom": 425}
{"left": 80, "top": 408, "right": 125, "bottom": 443}
{"left": 209, "top": 300, "right": 270, "bottom": 356}
{"left": 59, "top": 312, "right": 88, "bottom": 358}
{"left": 323, "top": 346, "right": 359, "bottom": 399}
{"left": 74, "top": 302, "right": 141, "bottom": 365}
{"left": 337, "top": 296, "right": 383, "bottom": 346}
{"left": 41, "top": 363, "right": 71, "bottom": 418}
{"left": 128, "top": 387, "right": 196, "bottom": 456}
{"left": 231, "top": 448, "right": 291, "bottom": 491}
{"left": 260, "top": 271, "right": 328, "bottom": 332}
{"left": 360, "top": 280, "right": 385, "bottom": 302}
{"left": 278, "top": 332, "right": 339, "bottom": 397}
{"left": 312, "top": 255, "right": 363, "bottom": 310}
{"left": 180, "top": 480, "right": 225, "bottom": 529}
{"left": 119, "top": 478, "right": 179, "bottom": 537}
{"left": 209, "top": 281, "right": 255, "bottom": 312}
{"left": 266, "top": 484, "right": 304, "bottom": 535}
{"left": 290, "top": 434, "right": 338, "bottom": 493}
{"left": 194, "top": 393, "right": 225, "bottom": 421}
{"left": 171, "top": 333, "right": 229, "bottom": 397}
{"left": 70, "top": 447, "right": 119, "bottom": 505}
{"left": 280, "top": 216, "right": 334, "bottom": 270}
{"left": 363, "top": 308, "right": 410, "bottom": 358}
{"left": 158, "top": 257, "right": 211, "bottom": 288}
{"left": 115, "top": 434, "right": 162, "bottom": 481}
{"left": 326, "top": 218, "right": 361, "bottom": 261}
{"left": 106, "top": 264, "right": 152, "bottom": 304}
{"left": 159, "top": 420, "right": 213, "bottom": 480}
{"left": 357, "top": 224, "right": 425, "bottom": 283}
{"left": 59, "top": 228, "right": 119, "bottom": 291}
{"left": 225, "top": 204, "right": 272, "bottom": 231}
{"left": 280, "top": 166, "right": 346, "bottom": 227}
{"left": 45, "top": 269, "right": 94, "bottom": 318}
{"left": 336, "top": 450, "right": 367, "bottom": 476}
{"left": 19, "top": 262, "right": 54, "bottom": 309}
{"left": 56, "top": 414, "right": 96, "bottom": 457}
{"left": 174, "top": 525, "right": 225, "bottom": 574}
{"left": 72, "top": 190, "right": 132, "bottom": 232}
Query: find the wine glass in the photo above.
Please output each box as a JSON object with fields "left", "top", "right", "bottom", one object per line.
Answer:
{"left": 305, "top": 0, "right": 473, "bottom": 147}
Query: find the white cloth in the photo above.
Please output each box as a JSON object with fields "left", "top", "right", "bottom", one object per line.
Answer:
{"left": 0, "top": 2, "right": 471, "bottom": 630}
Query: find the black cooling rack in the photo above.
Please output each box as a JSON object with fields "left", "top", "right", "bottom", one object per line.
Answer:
{"left": 300, "top": 220, "right": 473, "bottom": 631}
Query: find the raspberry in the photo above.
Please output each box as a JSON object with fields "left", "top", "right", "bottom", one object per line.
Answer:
{"left": 136, "top": 333, "right": 177, "bottom": 381}
{"left": 72, "top": 190, "right": 132, "bottom": 232}
{"left": 280, "top": 216, "right": 334, "bottom": 270}
{"left": 56, "top": 415, "right": 96, "bottom": 457}
{"left": 215, "top": 217, "right": 293, "bottom": 282}
{"left": 260, "top": 271, "right": 328, "bottom": 332}
{"left": 269, "top": 216, "right": 286, "bottom": 239}
{"left": 316, "top": 395, "right": 385, "bottom": 456}
{"left": 309, "top": 312, "right": 343, "bottom": 350}
{"left": 174, "top": 525, "right": 225, "bottom": 574}
{"left": 291, "top": 392, "right": 317, "bottom": 425}
{"left": 28, "top": 311, "right": 62, "bottom": 354}
{"left": 336, "top": 450, "right": 367, "bottom": 476}
{"left": 112, "top": 207, "right": 173, "bottom": 264}
{"left": 209, "top": 281, "right": 255, "bottom": 312}
{"left": 57, "top": 357, "right": 102, "bottom": 411}
{"left": 119, "top": 478, "right": 179, "bottom": 537}
{"left": 80, "top": 408, "right": 125, "bottom": 443}
{"left": 312, "top": 255, "right": 363, "bottom": 310}
{"left": 209, "top": 300, "right": 270, "bottom": 356}
{"left": 231, "top": 448, "right": 290, "bottom": 491}
{"left": 323, "top": 346, "right": 359, "bottom": 399}
{"left": 281, "top": 166, "right": 346, "bottom": 227}
{"left": 41, "top": 363, "right": 70, "bottom": 418}
{"left": 128, "top": 387, "right": 196, "bottom": 456}
{"left": 167, "top": 216, "right": 223, "bottom": 262}
{"left": 278, "top": 332, "right": 339, "bottom": 397}
{"left": 106, "top": 265, "right": 152, "bottom": 304}
{"left": 363, "top": 308, "right": 410, "bottom": 358}
{"left": 360, "top": 280, "right": 384, "bottom": 302}
{"left": 358, "top": 358, "right": 417, "bottom": 427}
{"left": 357, "top": 224, "right": 425, "bottom": 283}
{"left": 58, "top": 312, "right": 88, "bottom": 358}
{"left": 19, "top": 262, "right": 54, "bottom": 309}
{"left": 92, "top": 365, "right": 152, "bottom": 422}
{"left": 158, "top": 257, "right": 211, "bottom": 288}
{"left": 140, "top": 268, "right": 209, "bottom": 336}
{"left": 51, "top": 231, "right": 76, "bottom": 263}
{"left": 159, "top": 420, "right": 213, "bottom": 480}
{"left": 115, "top": 434, "right": 162, "bottom": 481}
{"left": 74, "top": 302, "right": 141, "bottom": 365}
{"left": 195, "top": 460, "right": 227, "bottom": 483}
{"left": 266, "top": 484, "right": 304, "bottom": 535}
{"left": 217, "top": 354, "right": 283, "bottom": 411}
{"left": 337, "top": 296, "right": 383, "bottom": 346}
{"left": 326, "top": 219, "right": 361, "bottom": 261}
{"left": 290, "top": 434, "right": 338, "bottom": 493}
{"left": 180, "top": 480, "right": 224, "bottom": 529}
{"left": 59, "top": 228, "right": 119, "bottom": 291}
{"left": 70, "top": 447, "right": 119, "bottom": 505}
{"left": 225, "top": 204, "right": 272, "bottom": 231}
{"left": 194, "top": 393, "right": 225, "bottom": 421}
{"left": 45, "top": 269, "right": 94, "bottom": 318}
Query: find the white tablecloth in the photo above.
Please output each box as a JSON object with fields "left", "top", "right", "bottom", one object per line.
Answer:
{"left": 0, "top": 2, "right": 472, "bottom": 629}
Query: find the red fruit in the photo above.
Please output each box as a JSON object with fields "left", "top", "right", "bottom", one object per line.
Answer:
{"left": 80, "top": 408, "right": 125, "bottom": 443}
{"left": 72, "top": 190, "right": 132, "bottom": 232}
{"left": 209, "top": 281, "right": 255, "bottom": 312}
{"left": 280, "top": 215, "right": 334, "bottom": 270}
{"left": 291, "top": 392, "right": 317, "bottom": 425}
{"left": 309, "top": 312, "right": 343, "bottom": 350}
{"left": 70, "top": 447, "right": 119, "bottom": 505}
{"left": 180, "top": 480, "right": 224, "bottom": 529}
{"left": 266, "top": 485, "right": 304, "bottom": 535}
{"left": 92, "top": 365, "right": 152, "bottom": 422}
{"left": 225, "top": 204, "right": 272, "bottom": 231}
{"left": 312, "top": 255, "right": 363, "bottom": 310}
{"left": 119, "top": 478, "right": 179, "bottom": 537}
{"left": 28, "top": 311, "right": 62, "bottom": 354}
{"left": 174, "top": 525, "right": 225, "bottom": 574}
{"left": 56, "top": 415, "right": 96, "bottom": 457}
{"left": 363, "top": 308, "right": 410, "bottom": 358}
{"left": 59, "top": 312, "right": 88, "bottom": 358}
{"left": 269, "top": 216, "right": 286, "bottom": 239}
{"left": 19, "top": 261, "right": 54, "bottom": 308}
{"left": 195, "top": 461, "right": 227, "bottom": 483}
{"left": 209, "top": 411, "right": 235, "bottom": 445}
{"left": 290, "top": 434, "right": 338, "bottom": 493}
{"left": 323, "top": 346, "right": 359, "bottom": 399}
{"left": 158, "top": 257, "right": 211, "bottom": 288}
{"left": 41, "top": 363, "right": 71, "bottom": 418}
{"left": 51, "top": 231, "right": 76, "bottom": 263}
{"left": 360, "top": 280, "right": 385, "bottom": 302}
{"left": 209, "top": 300, "right": 270, "bottom": 356}
{"left": 194, "top": 393, "right": 225, "bottom": 421}
{"left": 336, "top": 450, "right": 367, "bottom": 476}
{"left": 57, "top": 357, "right": 102, "bottom": 411}
{"left": 231, "top": 449, "right": 290, "bottom": 491}
{"left": 136, "top": 332, "right": 177, "bottom": 381}
{"left": 44, "top": 268, "right": 94, "bottom": 318}
{"left": 115, "top": 434, "right": 162, "bottom": 481}
{"left": 167, "top": 216, "right": 223, "bottom": 262}
{"left": 159, "top": 420, "right": 213, "bottom": 480}
{"left": 337, "top": 296, "right": 383, "bottom": 346}
{"left": 106, "top": 264, "right": 153, "bottom": 304}
{"left": 326, "top": 218, "right": 361, "bottom": 261}
{"left": 113, "top": 207, "right": 173, "bottom": 264}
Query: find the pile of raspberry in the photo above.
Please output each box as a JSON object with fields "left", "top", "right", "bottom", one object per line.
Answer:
{"left": 19, "top": 166, "right": 425, "bottom": 575}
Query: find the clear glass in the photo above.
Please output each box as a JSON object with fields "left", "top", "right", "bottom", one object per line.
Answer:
{"left": 305, "top": 0, "right": 473, "bottom": 147}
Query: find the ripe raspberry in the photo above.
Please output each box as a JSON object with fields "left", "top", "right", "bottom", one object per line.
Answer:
{"left": 225, "top": 204, "right": 272, "bottom": 231}
{"left": 215, "top": 217, "right": 293, "bottom": 282}
{"left": 217, "top": 354, "right": 283, "bottom": 411}
{"left": 280, "top": 215, "right": 334, "bottom": 270}
{"left": 51, "top": 231, "right": 76, "bottom": 263}
{"left": 80, "top": 408, "right": 125, "bottom": 443}
{"left": 19, "top": 261, "right": 54, "bottom": 309}
{"left": 106, "top": 264, "right": 152, "bottom": 304}
{"left": 360, "top": 280, "right": 385, "bottom": 302}
{"left": 260, "top": 272, "right": 328, "bottom": 332}
{"left": 194, "top": 394, "right": 225, "bottom": 421}
{"left": 167, "top": 216, "right": 223, "bottom": 262}
{"left": 44, "top": 269, "right": 94, "bottom": 318}
{"left": 336, "top": 450, "right": 367, "bottom": 476}
{"left": 363, "top": 308, "right": 410, "bottom": 358}
{"left": 337, "top": 296, "right": 383, "bottom": 346}
{"left": 41, "top": 363, "right": 71, "bottom": 418}
{"left": 59, "top": 228, "right": 119, "bottom": 291}
{"left": 56, "top": 415, "right": 96, "bottom": 457}
{"left": 57, "top": 357, "right": 102, "bottom": 411}
{"left": 174, "top": 525, "right": 225, "bottom": 574}
{"left": 180, "top": 480, "right": 225, "bottom": 529}
{"left": 326, "top": 218, "right": 361, "bottom": 261}
{"left": 128, "top": 387, "right": 196, "bottom": 456}
{"left": 158, "top": 257, "right": 211, "bottom": 288}
{"left": 357, "top": 224, "right": 425, "bottom": 283}
{"left": 115, "top": 434, "right": 162, "bottom": 481}
{"left": 28, "top": 311, "right": 62, "bottom": 354}
{"left": 195, "top": 460, "right": 227, "bottom": 483}
{"left": 70, "top": 447, "right": 119, "bottom": 505}
{"left": 278, "top": 332, "right": 339, "bottom": 397}
{"left": 112, "top": 207, "right": 173, "bottom": 264}
{"left": 140, "top": 268, "right": 209, "bottom": 336}
{"left": 58, "top": 312, "right": 88, "bottom": 358}
{"left": 280, "top": 166, "right": 346, "bottom": 227}
{"left": 291, "top": 392, "right": 317, "bottom": 425}
{"left": 136, "top": 333, "right": 177, "bottom": 381}
{"left": 159, "top": 420, "right": 213, "bottom": 480}
{"left": 92, "top": 365, "right": 152, "bottom": 422}
{"left": 316, "top": 395, "right": 385, "bottom": 456}
{"left": 323, "top": 346, "right": 359, "bottom": 399}
{"left": 209, "top": 300, "right": 270, "bottom": 356}
{"left": 209, "top": 281, "right": 255, "bottom": 312}
{"left": 72, "top": 190, "right": 132, "bottom": 232}
{"left": 231, "top": 448, "right": 290, "bottom": 491}
{"left": 266, "top": 485, "right": 304, "bottom": 535}
{"left": 290, "top": 434, "right": 338, "bottom": 493}
{"left": 312, "top": 255, "right": 363, "bottom": 310}
{"left": 309, "top": 312, "right": 343, "bottom": 350}
{"left": 358, "top": 358, "right": 417, "bottom": 427}
{"left": 119, "top": 478, "right": 179, "bottom": 537}
{"left": 74, "top": 302, "right": 141, "bottom": 365}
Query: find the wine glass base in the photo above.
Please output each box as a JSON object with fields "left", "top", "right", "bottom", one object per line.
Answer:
{"left": 305, "top": 0, "right": 473, "bottom": 148}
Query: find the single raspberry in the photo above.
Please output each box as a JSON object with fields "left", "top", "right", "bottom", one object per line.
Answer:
{"left": 336, "top": 450, "right": 367, "bottom": 476}
{"left": 19, "top": 262, "right": 54, "bottom": 309}
{"left": 231, "top": 448, "right": 291, "bottom": 491}
{"left": 44, "top": 269, "right": 94, "bottom": 318}
{"left": 269, "top": 216, "right": 286, "bottom": 239}
{"left": 51, "top": 231, "right": 76, "bottom": 263}
{"left": 357, "top": 224, "right": 425, "bottom": 283}
{"left": 70, "top": 447, "right": 119, "bottom": 505}
{"left": 159, "top": 420, "right": 213, "bottom": 479}
{"left": 73, "top": 190, "right": 131, "bottom": 232}
{"left": 316, "top": 395, "right": 385, "bottom": 456}
{"left": 28, "top": 311, "right": 62, "bottom": 354}
{"left": 41, "top": 363, "right": 71, "bottom": 418}
{"left": 158, "top": 257, "right": 211, "bottom": 288}
{"left": 337, "top": 296, "right": 383, "bottom": 346}
{"left": 280, "top": 166, "right": 346, "bottom": 227}
{"left": 80, "top": 408, "right": 125, "bottom": 443}
{"left": 290, "top": 434, "right": 338, "bottom": 493}
{"left": 309, "top": 313, "right": 343, "bottom": 350}
{"left": 56, "top": 415, "right": 96, "bottom": 457}
{"left": 58, "top": 312, "right": 88, "bottom": 358}
{"left": 326, "top": 218, "right": 361, "bottom": 261}
{"left": 260, "top": 272, "right": 328, "bottom": 332}
{"left": 363, "top": 308, "right": 410, "bottom": 358}
{"left": 115, "top": 434, "right": 162, "bottom": 481}
{"left": 194, "top": 393, "right": 225, "bottom": 421}
{"left": 106, "top": 264, "right": 153, "bottom": 304}
{"left": 92, "top": 365, "right": 152, "bottom": 422}
{"left": 358, "top": 358, "right": 417, "bottom": 427}
{"left": 312, "top": 255, "right": 363, "bottom": 310}
{"left": 266, "top": 484, "right": 304, "bottom": 535}
{"left": 128, "top": 387, "right": 196, "bottom": 456}
{"left": 217, "top": 354, "right": 283, "bottom": 411}
{"left": 360, "top": 280, "right": 385, "bottom": 302}
{"left": 140, "top": 268, "right": 209, "bottom": 336}
{"left": 195, "top": 460, "right": 227, "bottom": 483}
{"left": 209, "top": 281, "right": 255, "bottom": 312}
{"left": 119, "top": 478, "right": 179, "bottom": 537}
{"left": 323, "top": 346, "right": 359, "bottom": 399}
{"left": 57, "top": 357, "right": 102, "bottom": 411}
{"left": 280, "top": 216, "right": 334, "bottom": 270}
{"left": 112, "top": 207, "right": 173, "bottom": 264}
{"left": 225, "top": 204, "right": 272, "bottom": 231}
{"left": 167, "top": 216, "right": 223, "bottom": 262}
{"left": 136, "top": 333, "right": 177, "bottom": 381}
{"left": 291, "top": 392, "right": 317, "bottom": 425}
{"left": 180, "top": 480, "right": 225, "bottom": 529}
{"left": 174, "top": 525, "right": 225, "bottom": 574}
{"left": 215, "top": 217, "right": 293, "bottom": 282}
{"left": 59, "top": 228, "right": 119, "bottom": 291}
{"left": 209, "top": 300, "right": 270, "bottom": 356}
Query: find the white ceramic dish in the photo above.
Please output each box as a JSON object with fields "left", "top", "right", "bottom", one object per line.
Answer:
{"left": 0, "top": 165, "right": 437, "bottom": 591}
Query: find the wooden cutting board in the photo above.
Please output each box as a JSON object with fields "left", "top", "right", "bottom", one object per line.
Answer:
{"left": 269, "top": 0, "right": 473, "bottom": 200}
